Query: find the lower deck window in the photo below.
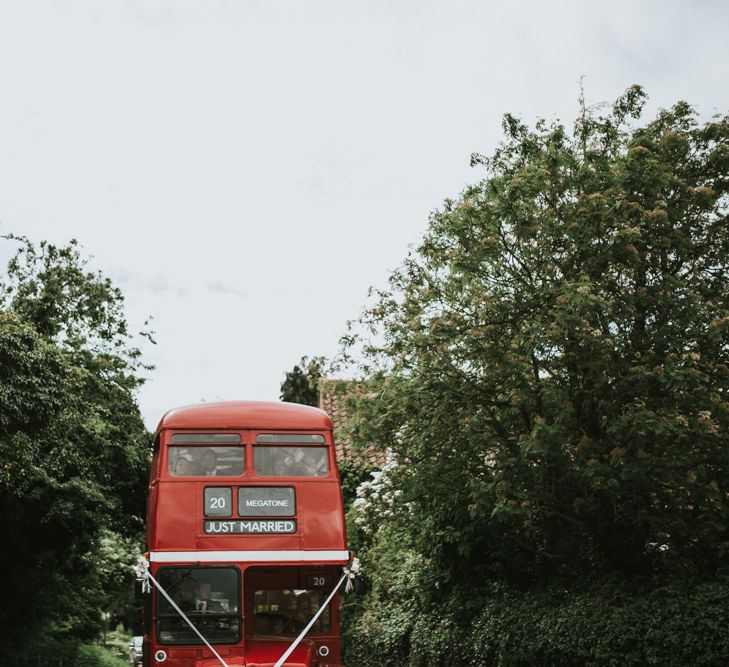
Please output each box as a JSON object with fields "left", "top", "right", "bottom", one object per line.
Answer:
{"left": 253, "top": 589, "right": 331, "bottom": 635}
{"left": 156, "top": 566, "right": 241, "bottom": 644}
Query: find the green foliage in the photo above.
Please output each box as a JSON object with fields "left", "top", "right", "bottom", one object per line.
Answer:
{"left": 92, "top": 530, "right": 144, "bottom": 632}
{"left": 1, "top": 235, "right": 153, "bottom": 527}
{"left": 74, "top": 644, "right": 131, "bottom": 667}
{"left": 100, "top": 628, "right": 137, "bottom": 661}
{"left": 6, "top": 636, "right": 82, "bottom": 667}
{"left": 342, "top": 87, "right": 729, "bottom": 662}
{"left": 5, "top": 639, "right": 130, "bottom": 667}
{"left": 1, "top": 235, "right": 153, "bottom": 364}
{"left": 279, "top": 355, "right": 326, "bottom": 406}
{"left": 339, "top": 459, "right": 373, "bottom": 507}
{"left": 0, "top": 237, "right": 151, "bottom": 662}
{"left": 345, "top": 577, "right": 729, "bottom": 666}
{"left": 345, "top": 86, "right": 729, "bottom": 582}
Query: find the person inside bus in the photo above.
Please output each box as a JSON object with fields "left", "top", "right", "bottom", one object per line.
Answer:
{"left": 269, "top": 615, "right": 286, "bottom": 635}
{"left": 291, "top": 607, "right": 311, "bottom": 632}
{"left": 199, "top": 449, "right": 219, "bottom": 476}
{"left": 174, "top": 454, "right": 193, "bottom": 476}
{"left": 271, "top": 457, "right": 292, "bottom": 477}
{"left": 285, "top": 448, "right": 316, "bottom": 476}
{"left": 301, "top": 452, "right": 327, "bottom": 476}
{"left": 190, "top": 581, "right": 224, "bottom": 613}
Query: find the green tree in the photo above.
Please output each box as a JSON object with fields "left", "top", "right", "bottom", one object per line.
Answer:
{"left": 347, "top": 86, "right": 729, "bottom": 580}
{"left": 1, "top": 236, "right": 153, "bottom": 527}
{"left": 0, "top": 236, "right": 152, "bottom": 664}
{"left": 92, "top": 529, "right": 145, "bottom": 632}
{"left": 341, "top": 87, "right": 729, "bottom": 664}
{"left": 280, "top": 355, "right": 326, "bottom": 406}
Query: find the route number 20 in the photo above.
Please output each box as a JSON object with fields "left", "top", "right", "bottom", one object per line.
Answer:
{"left": 305, "top": 574, "right": 333, "bottom": 588}
{"left": 204, "top": 488, "right": 232, "bottom": 516}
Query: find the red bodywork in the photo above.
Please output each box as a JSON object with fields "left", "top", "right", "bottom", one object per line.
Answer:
{"left": 144, "top": 401, "right": 349, "bottom": 667}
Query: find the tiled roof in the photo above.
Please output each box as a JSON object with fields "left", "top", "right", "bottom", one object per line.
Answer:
{"left": 318, "top": 378, "right": 388, "bottom": 469}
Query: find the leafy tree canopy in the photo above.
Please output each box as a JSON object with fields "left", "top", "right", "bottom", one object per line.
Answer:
{"left": 344, "top": 86, "right": 729, "bottom": 588}
{"left": 280, "top": 355, "right": 326, "bottom": 406}
{"left": 0, "top": 236, "right": 152, "bottom": 662}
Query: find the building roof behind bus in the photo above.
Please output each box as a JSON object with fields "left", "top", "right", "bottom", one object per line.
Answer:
{"left": 156, "top": 400, "right": 332, "bottom": 433}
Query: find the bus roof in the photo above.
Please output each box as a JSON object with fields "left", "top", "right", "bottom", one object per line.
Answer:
{"left": 156, "top": 400, "right": 333, "bottom": 433}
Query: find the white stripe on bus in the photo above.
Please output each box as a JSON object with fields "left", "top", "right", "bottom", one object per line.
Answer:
{"left": 149, "top": 550, "right": 350, "bottom": 563}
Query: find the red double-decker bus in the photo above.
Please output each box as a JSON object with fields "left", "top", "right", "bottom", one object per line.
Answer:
{"left": 143, "top": 401, "right": 350, "bottom": 667}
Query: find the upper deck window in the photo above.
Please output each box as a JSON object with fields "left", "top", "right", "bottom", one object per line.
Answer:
{"left": 169, "top": 446, "right": 244, "bottom": 476}
{"left": 171, "top": 433, "right": 242, "bottom": 444}
{"left": 254, "top": 446, "right": 329, "bottom": 477}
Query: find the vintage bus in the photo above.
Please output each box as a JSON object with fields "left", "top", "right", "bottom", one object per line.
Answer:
{"left": 143, "top": 401, "right": 350, "bottom": 667}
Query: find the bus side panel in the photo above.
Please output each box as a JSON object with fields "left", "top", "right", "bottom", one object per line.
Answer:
{"left": 154, "top": 482, "right": 199, "bottom": 550}
{"left": 298, "top": 481, "right": 348, "bottom": 551}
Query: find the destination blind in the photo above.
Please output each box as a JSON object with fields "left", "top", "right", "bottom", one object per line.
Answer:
{"left": 238, "top": 487, "right": 295, "bottom": 516}
{"left": 203, "top": 487, "right": 296, "bottom": 517}
{"left": 204, "top": 519, "right": 297, "bottom": 534}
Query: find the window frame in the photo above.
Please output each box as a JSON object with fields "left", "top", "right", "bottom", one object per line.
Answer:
{"left": 154, "top": 565, "right": 242, "bottom": 646}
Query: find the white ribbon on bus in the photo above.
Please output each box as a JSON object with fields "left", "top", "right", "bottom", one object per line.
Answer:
{"left": 273, "top": 557, "right": 360, "bottom": 667}
{"left": 133, "top": 555, "right": 361, "bottom": 667}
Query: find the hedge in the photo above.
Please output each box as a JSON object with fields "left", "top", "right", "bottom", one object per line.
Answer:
{"left": 343, "top": 579, "right": 729, "bottom": 666}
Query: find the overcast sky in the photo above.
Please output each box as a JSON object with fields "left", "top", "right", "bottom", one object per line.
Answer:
{"left": 1, "top": 0, "right": 727, "bottom": 429}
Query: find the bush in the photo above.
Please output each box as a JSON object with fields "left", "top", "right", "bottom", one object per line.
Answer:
{"left": 3, "top": 638, "right": 131, "bottom": 667}
{"left": 344, "top": 579, "right": 729, "bottom": 666}
{"left": 74, "top": 644, "right": 130, "bottom": 667}
{"left": 5, "top": 637, "right": 81, "bottom": 667}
